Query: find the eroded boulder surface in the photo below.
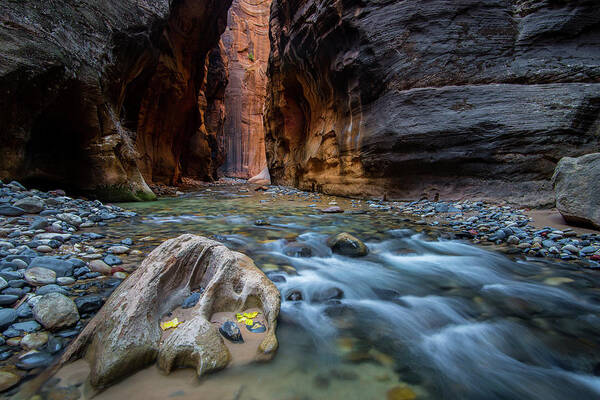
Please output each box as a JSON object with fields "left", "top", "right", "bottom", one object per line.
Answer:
{"left": 553, "top": 153, "right": 600, "bottom": 229}
{"left": 56, "top": 234, "right": 280, "bottom": 390}
{"left": 265, "top": 0, "right": 600, "bottom": 206}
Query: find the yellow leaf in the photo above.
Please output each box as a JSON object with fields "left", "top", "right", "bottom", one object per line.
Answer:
{"left": 160, "top": 318, "right": 181, "bottom": 330}
{"left": 245, "top": 318, "right": 254, "bottom": 326}
{"left": 244, "top": 312, "right": 259, "bottom": 318}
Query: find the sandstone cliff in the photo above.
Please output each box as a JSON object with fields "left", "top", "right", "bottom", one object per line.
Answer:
{"left": 220, "top": 0, "right": 272, "bottom": 179}
{"left": 265, "top": 0, "right": 600, "bottom": 206}
{"left": 0, "top": 0, "right": 232, "bottom": 200}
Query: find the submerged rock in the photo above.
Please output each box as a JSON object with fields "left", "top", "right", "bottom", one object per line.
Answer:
{"left": 327, "top": 233, "right": 369, "bottom": 257}
{"left": 0, "top": 370, "right": 20, "bottom": 391}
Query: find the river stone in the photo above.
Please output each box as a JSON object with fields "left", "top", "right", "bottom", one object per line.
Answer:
{"left": 0, "top": 205, "right": 25, "bottom": 217}
{"left": 11, "top": 320, "right": 41, "bottom": 334}
{"left": 327, "top": 233, "right": 369, "bottom": 257}
{"left": 89, "top": 260, "right": 111, "bottom": 275}
{"left": 0, "top": 278, "right": 7, "bottom": 291}
{"left": 0, "top": 370, "right": 20, "bottom": 391}
{"left": 0, "top": 295, "right": 18, "bottom": 306}
{"left": 20, "top": 331, "right": 49, "bottom": 350}
{"left": 553, "top": 153, "right": 600, "bottom": 229}
{"left": 74, "top": 295, "right": 103, "bottom": 314}
{"left": 219, "top": 321, "right": 243, "bottom": 343}
{"left": 0, "top": 308, "right": 17, "bottom": 329}
{"left": 16, "top": 351, "right": 53, "bottom": 370}
{"left": 103, "top": 255, "right": 122, "bottom": 266}
{"left": 36, "top": 245, "right": 53, "bottom": 253}
{"left": 28, "top": 257, "right": 74, "bottom": 277}
{"left": 14, "top": 197, "right": 44, "bottom": 214}
{"left": 33, "top": 293, "right": 80, "bottom": 330}
{"left": 25, "top": 267, "right": 57, "bottom": 286}
{"left": 56, "top": 213, "right": 82, "bottom": 227}
{"left": 108, "top": 245, "right": 129, "bottom": 254}
{"left": 57, "top": 277, "right": 75, "bottom": 285}
{"left": 36, "top": 284, "right": 68, "bottom": 296}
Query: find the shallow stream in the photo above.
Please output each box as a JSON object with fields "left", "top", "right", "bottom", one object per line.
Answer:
{"left": 56, "top": 185, "right": 600, "bottom": 399}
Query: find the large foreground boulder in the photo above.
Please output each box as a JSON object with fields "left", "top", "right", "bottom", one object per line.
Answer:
{"left": 552, "top": 153, "right": 600, "bottom": 229}
{"left": 54, "top": 234, "right": 280, "bottom": 390}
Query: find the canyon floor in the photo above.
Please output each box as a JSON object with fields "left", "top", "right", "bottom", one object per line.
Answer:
{"left": 1, "top": 180, "right": 599, "bottom": 399}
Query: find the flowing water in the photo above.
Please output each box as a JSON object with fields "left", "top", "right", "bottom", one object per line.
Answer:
{"left": 54, "top": 185, "right": 600, "bottom": 399}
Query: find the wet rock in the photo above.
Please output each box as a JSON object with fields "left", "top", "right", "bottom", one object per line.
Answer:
{"left": 89, "top": 260, "right": 112, "bottom": 275}
{"left": 313, "top": 287, "right": 344, "bottom": 302}
{"left": 553, "top": 153, "right": 600, "bottom": 229}
{"left": 0, "top": 278, "right": 7, "bottom": 291}
{"left": 327, "top": 233, "right": 369, "bottom": 257}
{"left": 45, "top": 335, "right": 63, "bottom": 354}
{"left": 14, "top": 197, "right": 44, "bottom": 214}
{"left": 0, "top": 370, "right": 20, "bottom": 392}
{"left": 0, "top": 308, "right": 17, "bottom": 329}
{"left": 286, "top": 290, "right": 303, "bottom": 302}
{"left": 21, "top": 331, "right": 49, "bottom": 350}
{"left": 25, "top": 267, "right": 57, "bottom": 286}
{"left": 16, "top": 351, "right": 53, "bottom": 370}
{"left": 33, "top": 293, "right": 80, "bottom": 330}
{"left": 28, "top": 257, "right": 74, "bottom": 277}
{"left": 74, "top": 295, "right": 103, "bottom": 314}
{"left": 283, "top": 242, "right": 313, "bottom": 257}
{"left": 219, "top": 321, "right": 243, "bottom": 343}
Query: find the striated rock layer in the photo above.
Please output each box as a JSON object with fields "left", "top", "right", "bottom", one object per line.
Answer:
{"left": 265, "top": 0, "right": 600, "bottom": 206}
{"left": 0, "top": 0, "right": 232, "bottom": 200}
{"left": 220, "top": 0, "right": 272, "bottom": 178}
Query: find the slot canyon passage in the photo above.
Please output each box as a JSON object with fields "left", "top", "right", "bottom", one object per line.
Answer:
{"left": 1, "top": 0, "right": 600, "bottom": 399}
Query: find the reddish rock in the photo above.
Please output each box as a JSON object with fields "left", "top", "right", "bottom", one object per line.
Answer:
{"left": 220, "top": 0, "right": 271, "bottom": 179}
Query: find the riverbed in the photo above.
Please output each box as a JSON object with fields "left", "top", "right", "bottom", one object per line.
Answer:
{"left": 39, "top": 183, "right": 600, "bottom": 400}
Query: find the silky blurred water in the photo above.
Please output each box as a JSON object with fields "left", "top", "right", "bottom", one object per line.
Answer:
{"left": 85, "top": 185, "right": 600, "bottom": 400}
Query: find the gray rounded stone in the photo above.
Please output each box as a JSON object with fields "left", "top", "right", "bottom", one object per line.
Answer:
{"left": 33, "top": 292, "right": 80, "bottom": 330}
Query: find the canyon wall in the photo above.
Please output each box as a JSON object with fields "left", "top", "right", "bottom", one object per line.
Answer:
{"left": 0, "top": 0, "right": 231, "bottom": 200}
{"left": 265, "top": 0, "right": 600, "bottom": 206}
{"left": 220, "top": 0, "right": 272, "bottom": 178}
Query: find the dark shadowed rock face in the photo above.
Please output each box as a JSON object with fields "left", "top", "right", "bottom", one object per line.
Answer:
{"left": 0, "top": 0, "right": 232, "bottom": 199}
{"left": 265, "top": 0, "right": 600, "bottom": 206}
